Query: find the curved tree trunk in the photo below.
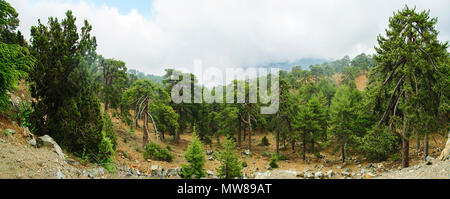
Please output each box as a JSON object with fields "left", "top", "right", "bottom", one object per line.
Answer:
{"left": 424, "top": 133, "right": 429, "bottom": 161}
{"left": 401, "top": 115, "right": 409, "bottom": 168}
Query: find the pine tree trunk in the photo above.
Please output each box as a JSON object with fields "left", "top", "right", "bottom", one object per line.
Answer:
{"left": 243, "top": 124, "right": 246, "bottom": 141}
{"left": 424, "top": 133, "right": 429, "bottom": 161}
{"left": 401, "top": 116, "right": 409, "bottom": 168}
{"left": 291, "top": 140, "right": 295, "bottom": 153}
{"left": 311, "top": 137, "right": 315, "bottom": 153}
{"left": 248, "top": 106, "right": 252, "bottom": 151}
{"left": 142, "top": 101, "right": 149, "bottom": 147}
{"left": 303, "top": 132, "right": 306, "bottom": 161}
{"left": 237, "top": 120, "right": 241, "bottom": 148}
{"left": 415, "top": 129, "right": 420, "bottom": 152}
{"left": 341, "top": 143, "right": 345, "bottom": 164}
{"left": 276, "top": 129, "right": 279, "bottom": 155}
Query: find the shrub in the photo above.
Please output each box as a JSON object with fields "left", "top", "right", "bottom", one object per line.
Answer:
{"left": 356, "top": 127, "right": 401, "bottom": 161}
{"left": 96, "top": 136, "right": 115, "bottom": 164}
{"left": 103, "top": 113, "right": 117, "bottom": 151}
{"left": 259, "top": 136, "right": 270, "bottom": 146}
{"left": 181, "top": 130, "right": 206, "bottom": 179}
{"left": 216, "top": 136, "right": 243, "bottom": 179}
{"left": 242, "top": 161, "right": 248, "bottom": 168}
{"left": 144, "top": 142, "right": 174, "bottom": 162}
{"left": 269, "top": 154, "right": 279, "bottom": 169}
{"left": 277, "top": 154, "right": 289, "bottom": 161}
{"left": 166, "top": 145, "right": 172, "bottom": 151}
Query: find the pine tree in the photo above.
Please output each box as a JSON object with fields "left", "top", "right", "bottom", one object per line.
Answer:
{"left": 216, "top": 136, "right": 243, "bottom": 179}
{"left": 0, "top": 1, "right": 34, "bottom": 110}
{"left": 329, "top": 84, "right": 361, "bottom": 163}
{"left": 28, "top": 11, "right": 113, "bottom": 162}
{"left": 371, "top": 6, "right": 449, "bottom": 168}
{"left": 181, "top": 128, "right": 206, "bottom": 179}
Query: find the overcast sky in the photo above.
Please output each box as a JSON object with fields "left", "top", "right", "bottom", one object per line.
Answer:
{"left": 10, "top": 0, "right": 450, "bottom": 76}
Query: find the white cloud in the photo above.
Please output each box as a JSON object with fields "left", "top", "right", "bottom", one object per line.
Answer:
{"left": 10, "top": 0, "right": 450, "bottom": 76}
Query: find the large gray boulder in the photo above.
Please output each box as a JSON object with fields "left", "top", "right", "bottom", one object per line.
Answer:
{"left": 36, "top": 135, "right": 65, "bottom": 159}
{"left": 440, "top": 132, "right": 450, "bottom": 161}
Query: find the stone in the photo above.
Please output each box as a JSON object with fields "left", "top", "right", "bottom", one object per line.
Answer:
{"left": 206, "top": 170, "right": 215, "bottom": 177}
{"left": 28, "top": 138, "right": 36, "bottom": 146}
{"left": 314, "top": 171, "right": 324, "bottom": 179}
{"left": 208, "top": 156, "right": 215, "bottom": 161}
{"left": 150, "top": 165, "right": 163, "bottom": 177}
{"left": 6, "top": 129, "right": 15, "bottom": 134}
{"left": 242, "top": 149, "right": 251, "bottom": 156}
{"left": 341, "top": 171, "right": 351, "bottom": 177}
{"left": 439, "top": 132, "right": 450, "bottom": 161}
{"left": 56, "top": 170, "right": 65, "bottom": 179}
{"left": 65, "top": 159, "right": 79, "bottom": 166}
{"left": 336, "top": 166, "right": 342, "bottom": 169}
{"left": 365, "top": 163, "right": 374, "bottom": 169}
{"left": 326, "top": 170, "right": 334, "bottom": 179}
{"left": 254, "top": 171, "right": 271, "bottom": 179}
{"left": 36, "top": 135, "right": 65, "bottom": 159}
{"left": 205, "top": 150, "right": 214, "bottom": 155}
{"left": 304, "top": 171, "right": 314, "bottom": 179}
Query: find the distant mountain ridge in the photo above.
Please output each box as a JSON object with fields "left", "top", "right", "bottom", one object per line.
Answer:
{"left": 257, "top": 58, "right": 328, "bottom": 71}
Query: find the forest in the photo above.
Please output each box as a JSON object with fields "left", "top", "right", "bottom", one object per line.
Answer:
{"left": 0, "top": 0, "right": 449, "bottom": 179}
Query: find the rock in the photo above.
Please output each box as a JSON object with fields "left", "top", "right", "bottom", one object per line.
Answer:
{"left": 36, "top": 135, "right": 65, "bottom": 159}
{"left": 377, "top": 163, "right": 384, "bottom": 169}
{"left": 205, "top": 150, "right": 214, "bottom": 155}
{"left": 425, "top": 156, "right": 434, "bottom": 165}
{"left": 208, "top": 156, "right": 215, "bottom": 161}
{"left": 439, "top": 132, "right": 450, "bottom": 161}
{"left": 341, "top": 171, "right": 351, "bottom": 177}
{"left": 242, "top": 149, "right": 251, "bottom": 156}
{"left": 56, "top": 170, "right": 65, "bottom": 179}
{"left": 267, "top": 166, "right": 272, "bottom": 170}
{"left": 336, "top": 166, "right": 342, "bottom": 169}
{"left": 6, "top": 129, "right": 15, "bottom": 134}
{"left": 65, "top": 159, "right": 79, "bottom": 166}
{"left": 326, "top": 170, "right": 334, "bottom": 179}
{"left": 314, "top": 171, "right": 324, "bottom": 179}
{"left": 167, "top": 168, "right": 180, "bottom": 178}
{"left": 206, "top": 170, "right": 215, "bottom": 177}
{"left": 365, "top": 163, "right": 374, "bottom": 169}
{"left": 304, "top": 171, "right": 314, "bottom": 179}
{"left": 28, "top": 138, "right": 36, "bottom": 146}
{"left": 254, "top": 171, "right": 271, "bottom": 179}
{"left": 150, "top": 165, "right": 163, "bottom": 177}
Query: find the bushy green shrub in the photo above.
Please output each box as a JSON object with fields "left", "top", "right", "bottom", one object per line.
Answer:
{"left": 97, "top": 136, "right": 115, "bottom": 164}
{"left": 259, "top": 136, "right": 270, "bottom": 146}
{"left": 144, "top": 142, "right": 174, "bottom": 162}
{"left": 356, "top": 127, "right": 401, "bottom": 161}
{"left": 181, "top": 131, "right": 206, "bottom": 179}
{"left": 216, "top": 136, "right": 243, "bottom": 179}
{"left": 276, "top": 154, "right": 289, "bottom": 161}
{"left": 269, "top": 154, "right": 279, "bottom": 169}
{"left": 103, "top": 113, "right": 117, "bottom": 151}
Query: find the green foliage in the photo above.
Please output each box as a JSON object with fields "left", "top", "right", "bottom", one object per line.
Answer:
{"left": 259, "top": 136, "right": 270, "bottom": 146}
{"left": 28, "top": 11, "right": 113, "bottom": 163}
{"left": 0, "top": 42, "right": 34, "bottom": 110}
{"left": 269, "top": 154, "right": 279, "bottom": 169}
{"left": 103, "top": 113, "right": 117, "bottom": 151}
{"left": 98, "top": 57, "right": 128, "bottom": 111}
{"left": 356, "top": 127, "right": 401, "bottom": 161}
{"left": 216, "top": 136, "right": 243, "bottom": 179}
{"left": 181, "top": 130, "right": 206, "bottom": 179}
{"left": 143, "top": 142, "right": 174, "bottom": 162}
{"left": 97, "top": 136, "right": 115, "bottom": 164}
